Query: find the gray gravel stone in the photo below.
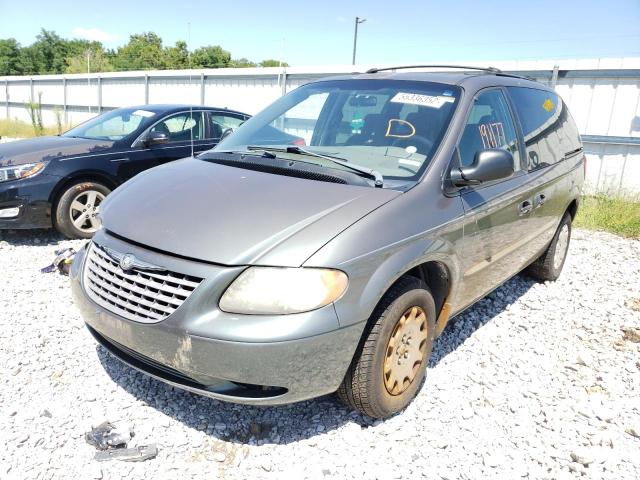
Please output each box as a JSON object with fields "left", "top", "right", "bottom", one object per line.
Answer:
{"left": 0, "top": 228, "right": 639, "bottom": 479}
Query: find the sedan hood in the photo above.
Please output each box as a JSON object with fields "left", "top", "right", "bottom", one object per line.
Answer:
{"left": 0, "top": 136, "right": 114, "bottom": 167}
{"left": 101, "top": 157, "right": 400, "bottom": 266}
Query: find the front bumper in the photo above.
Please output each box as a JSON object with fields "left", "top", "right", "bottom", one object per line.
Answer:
{"left": 0, "top": 174, "right": 58, "bottom": 229}
{"left": 70, "top": 230, "right": 366, "bottom": 405}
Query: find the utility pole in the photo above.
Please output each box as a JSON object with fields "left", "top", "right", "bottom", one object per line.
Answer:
{"left": 352, "top": 17, "right": 366, "bottom": 65}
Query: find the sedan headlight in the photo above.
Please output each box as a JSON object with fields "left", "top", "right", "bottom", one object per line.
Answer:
{"left": 0, "top": 162, "right": 47, "bottom": 183}
{"left": 219, "top": 267, "right": 348, "bottom": 315}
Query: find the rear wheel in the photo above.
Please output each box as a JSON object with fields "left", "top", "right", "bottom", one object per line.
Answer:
{"left": 54, "top": 181, "right": 110, "bottom": 239}
{"left": 526, "top": 212, "right": 572, "bottom": 282}
{"left": 337, "top": 276, "right": 436, "bottom": 419}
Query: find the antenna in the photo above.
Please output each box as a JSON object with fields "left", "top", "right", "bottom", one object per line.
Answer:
{"left": 188, "top": 22, "right": 194, "bottom": 158}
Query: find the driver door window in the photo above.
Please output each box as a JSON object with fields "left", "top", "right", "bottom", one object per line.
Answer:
{"left": 150, "top": 112, "right": 204, "bottom": 143}
{"left": 458, "top": 89, "right": 521, "bottom": 172}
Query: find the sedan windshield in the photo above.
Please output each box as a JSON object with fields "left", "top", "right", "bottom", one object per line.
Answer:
{"left": 63, "top": 107, "right": 157, "bottom": 141}
{"left": 215, "top": 79, "right": 460, "bottom": 186}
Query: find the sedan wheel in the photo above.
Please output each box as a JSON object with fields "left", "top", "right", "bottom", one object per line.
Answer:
{"left": 54, "top": 181, "right": 111, "bottom": 239}
{"left": 69, "top": 190, "right": 105, "bottom": 234}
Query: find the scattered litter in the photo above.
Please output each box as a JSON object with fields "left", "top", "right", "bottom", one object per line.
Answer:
{"left": 40, "top": 247, "right": 76, "bottom": 275}
{"left": 94, "top": 444, "right": 158, "bottom": 463}
{"left": 85, "top": 421, "right": 133, "bottom": 450}
{"left": 85, "top": 421, "right": 157, "bottom": 463}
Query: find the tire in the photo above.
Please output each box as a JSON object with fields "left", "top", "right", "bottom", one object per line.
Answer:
{"left": 54, "top": 181, "right": 110, "bottom": 239}
{"left": 337, "top": 276, "right": 436, "bottom": 419}
{"left": 526, "top": 212, "right": 572, "bottom": 282}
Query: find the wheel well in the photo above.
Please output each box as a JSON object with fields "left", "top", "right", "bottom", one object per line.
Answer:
{"left": 50, "top": 174, "right": 118, "bottom": 212}
{"left": 566, "top": 199, "right": 579, "bottom": 221}
{"left": 404, "top": 261, "right": 451, "bottom": 321}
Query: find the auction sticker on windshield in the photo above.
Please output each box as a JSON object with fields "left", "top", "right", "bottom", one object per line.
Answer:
{"left": 390, "top": 92, "right": 455, "bottom": 109}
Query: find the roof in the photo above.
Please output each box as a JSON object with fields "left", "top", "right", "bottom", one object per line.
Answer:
{"left": 113, "top": 104, "right": 249, "bottom": 115}
{"left": 315, "top": 69, "right": 551, "bottom": 92}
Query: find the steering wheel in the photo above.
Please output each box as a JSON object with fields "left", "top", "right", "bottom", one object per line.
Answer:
{"left": 391, "top": 135, "right": 433, "bottom": 154}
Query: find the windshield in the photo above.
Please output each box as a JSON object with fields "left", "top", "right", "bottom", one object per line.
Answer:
{"left": 63, "top": 107, "right": 157, "bottom": 141}
{"left": 215, "top": 79, "right": 460, "bottom": 185}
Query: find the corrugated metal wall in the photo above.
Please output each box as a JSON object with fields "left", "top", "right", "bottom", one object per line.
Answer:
{"left": 2, "top": 59, "right": 639, "bottom": 194}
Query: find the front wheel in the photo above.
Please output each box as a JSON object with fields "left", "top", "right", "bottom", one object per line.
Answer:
{"left": 337, "top": 276, "right": 436, "bottom": 419}
{"left": 526, "top": 212, "right": 572, "bottom": 282}
{"left": 54, "top": 181, "right": 110, "bottom": 239}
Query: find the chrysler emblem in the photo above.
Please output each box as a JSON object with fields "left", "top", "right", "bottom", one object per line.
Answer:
{"left": 119, "top": 254, "right": 136, "bottom": 271}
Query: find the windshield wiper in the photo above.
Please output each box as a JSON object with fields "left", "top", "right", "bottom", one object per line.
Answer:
{"left": 247, "top": 145, "right": 384, "bottom": 188}
{"left": 246, "top": 145, "right": 384, "bottom": 188}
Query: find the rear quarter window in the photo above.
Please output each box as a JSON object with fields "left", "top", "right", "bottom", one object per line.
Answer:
{"left": 507, "top": 87, "right": 581, "bottom": 170}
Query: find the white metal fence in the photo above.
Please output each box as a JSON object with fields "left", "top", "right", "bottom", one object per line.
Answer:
{"left": 2, "top": 58, "right": 639, "bottom": 195}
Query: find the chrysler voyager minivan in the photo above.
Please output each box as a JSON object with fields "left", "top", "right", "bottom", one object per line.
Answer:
{"left": 71, "top": 66, "right": 584, "bottom": 418}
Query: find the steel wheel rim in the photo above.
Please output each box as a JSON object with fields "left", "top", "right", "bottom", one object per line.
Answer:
{"left": 69, "top": 190, "right": 104, "bottom": 233}
{"left": 553, "top": 224, "right": 570, "bottom": 270}
{"left": 383, "top": 306, "right": 429, "bottom": 396}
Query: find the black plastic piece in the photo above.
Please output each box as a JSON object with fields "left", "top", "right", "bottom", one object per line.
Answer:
{"left": 450, "top": 149, "right": 514, "bottom": 187}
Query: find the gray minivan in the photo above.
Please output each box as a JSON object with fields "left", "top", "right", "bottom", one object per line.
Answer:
{"left": 71, "top": 66, "right": 584, "bottom": 418}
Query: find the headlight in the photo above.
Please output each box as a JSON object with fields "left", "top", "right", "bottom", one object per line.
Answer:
{"left": 0, "top": 162, "right": 47, "bottom": 183}
{"left": 219, "top": 267, "right": 348, "bottom": 315}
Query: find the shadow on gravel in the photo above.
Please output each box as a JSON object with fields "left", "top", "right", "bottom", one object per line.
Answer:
{"left": 94, "top": 273, "right": 536, "bottom": 446}
{"left": 0, "top": 228, "right": 64, "bottom": 246}
{"left": 429, "top": 274, "right": 536, "bottom": 367}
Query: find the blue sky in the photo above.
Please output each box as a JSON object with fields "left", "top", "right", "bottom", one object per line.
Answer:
{"left": 1, "top": 0, "right": 639, "bottom": 65}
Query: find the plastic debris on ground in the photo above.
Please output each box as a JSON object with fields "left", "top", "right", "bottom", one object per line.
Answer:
{"left": 85, "top": 421, "right": 158, "bottom": 462}
{"left": 40, "top": 247, "right": 76, "bottom": 275}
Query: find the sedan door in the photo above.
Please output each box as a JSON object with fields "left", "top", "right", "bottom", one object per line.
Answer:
{"left": 116, "top": 111, "right": 213, "bottom": 181}
{"left": 455, "top": 88, "right": 541, "bottom": 307}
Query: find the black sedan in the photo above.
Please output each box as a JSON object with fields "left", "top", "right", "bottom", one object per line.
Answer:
{"left": 0, "top": 104, "right": 250, "bottom": 238}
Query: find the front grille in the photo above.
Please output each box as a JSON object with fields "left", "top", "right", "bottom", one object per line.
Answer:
{"left": 83, "top": 242, "right": 203, "bottom": 323}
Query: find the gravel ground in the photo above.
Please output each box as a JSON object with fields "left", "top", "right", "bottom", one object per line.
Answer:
{"left": 1, "top": 227, "right": 639, "bottom": 480}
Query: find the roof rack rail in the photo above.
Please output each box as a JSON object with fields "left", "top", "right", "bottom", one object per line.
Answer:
{"left": 365, "top": 65, "right": 502, "bottom": 74}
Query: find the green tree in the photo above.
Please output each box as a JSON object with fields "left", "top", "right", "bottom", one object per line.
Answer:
{"left": 112, "top": 32, "right": 166, "bottom": 70}
{"left": 190, "top": 45, "right": 231, "bottom": 68}
{"left": 230, "top": 57, "right": 257, "bottom": 68}
{"left": 164, "top": 40, "right": 189, "bottom": 69}
{"left": 0, "top": 38, "right": 24, "bottom": 75}
{"left": 30, "top": 29, "right": 72, "bottom": 73}
{"left": 259, "top": 59, "right": 289, "bottom": 67}
{"left": 66, "top": 48, "right": 113, "bottom": 74}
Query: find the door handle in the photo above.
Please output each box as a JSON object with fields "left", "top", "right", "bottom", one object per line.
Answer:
{"left": 534, "top": 193, "right": 546, "bottom": 208}
{"left": 518, "top": 200, "right": 533, "bottom": 215}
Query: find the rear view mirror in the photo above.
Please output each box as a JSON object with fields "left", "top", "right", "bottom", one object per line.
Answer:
{"left": 451, "top": 149, "right": 514, "bottom": 187}
{"left": 145, "top": 131, "right": 169, "bottom": 147}
{"left": 349, "top": 95, "right": 378, "bottom": 107}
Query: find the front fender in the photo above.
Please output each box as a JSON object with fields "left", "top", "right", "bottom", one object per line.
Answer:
{"left": 304, "top": 190, "right": 463, "bottom": 326}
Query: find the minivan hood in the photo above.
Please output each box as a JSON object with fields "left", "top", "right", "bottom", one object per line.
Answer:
{"left": 0, "top": 136, "right": 114, "bottom": 167}
{"left": 100, "top": 157, "right": 400, "bottom": 266}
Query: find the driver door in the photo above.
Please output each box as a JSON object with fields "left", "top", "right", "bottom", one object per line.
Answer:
{"left": 118, "top": 111, "right": 209, "bottom": 180}
{"left": 456, "top": 88, "right": 539, "bottom": 307}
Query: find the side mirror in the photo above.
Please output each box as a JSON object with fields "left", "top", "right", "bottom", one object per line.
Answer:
{"left": 450, "top": 149, "right": 514, "bottom": 187}
{"left": 144, "top": 131, "right": 169, "bottom": 147}
{"left": 220, "top": 128, "right": 234, "bottom": 141}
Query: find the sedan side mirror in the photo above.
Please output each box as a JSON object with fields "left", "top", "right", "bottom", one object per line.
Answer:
{"left": 145, "top": 131, "right": 169, "bottom": 147}
{"left": 450, "top": 149, "right": 514, "bottom": 187}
